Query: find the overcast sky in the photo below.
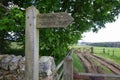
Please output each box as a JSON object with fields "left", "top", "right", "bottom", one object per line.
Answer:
{"left": 80, "top": 15, "right": 120, "bottom": 42}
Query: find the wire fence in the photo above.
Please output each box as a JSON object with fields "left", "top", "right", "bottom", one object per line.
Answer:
{"left": 74, "top": 46, "right": 120, "bottom": 57}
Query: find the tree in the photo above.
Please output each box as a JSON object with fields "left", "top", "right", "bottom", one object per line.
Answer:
{"left": 0, "top": 2, "right": 25, "bottom": 53}
{"left": 0, "top": 0, "right": 120, "bottom": 61}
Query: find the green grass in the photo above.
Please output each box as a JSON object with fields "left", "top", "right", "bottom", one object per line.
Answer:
{"left": 94, "top": 47, "right": 120, "bottom": 56}
{"left": 4, "top": 42, "right": 25, "bottom": 56}
{"left": 10, "top": 42, "right": 23, "bottom": 49}
{"left": 93, "top": 47, "right": 120, "bottom": 64}
{"left": 95, "top": 53, "right": 120, "bottom": 64}
{"left": 72, "top": 53, "right": 85, "bottom": 73}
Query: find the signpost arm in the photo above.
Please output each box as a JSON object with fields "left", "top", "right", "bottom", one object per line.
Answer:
{"left": 25, "top": 6, "right": 39, "bottom": 80}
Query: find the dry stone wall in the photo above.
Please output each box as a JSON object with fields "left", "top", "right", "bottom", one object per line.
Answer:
{"left": 0, "top": 55, "right": 56, "bottom": 80}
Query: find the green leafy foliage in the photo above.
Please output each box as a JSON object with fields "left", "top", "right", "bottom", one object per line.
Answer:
{"left": 0, "top": 0, "right": 120, "bottom": 62}
{"left": 0, "top": 6, "right": 25, "bottom": 53}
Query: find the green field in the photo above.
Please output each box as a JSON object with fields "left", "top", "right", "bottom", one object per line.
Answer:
{"left": 93, "top": 47, "right": 120, "bottom": 64}
{"left": 10, "top": 42, "right": 23, "bottom": 49}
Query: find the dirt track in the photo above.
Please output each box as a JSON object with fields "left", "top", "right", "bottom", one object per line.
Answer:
{"left": 78, "top": 53, "right": 104, "bottom": 74}
{"left": 77, "top": 52, "right": 120, "bottom": 74}
{"left": 74, "top": 52, "right": 120, "bottom": 80}
{"left": 90, "top": 54, "right": 120, "bottom": 74}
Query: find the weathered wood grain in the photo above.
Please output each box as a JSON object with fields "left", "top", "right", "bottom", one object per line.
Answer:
{"left": 37, "top": 12, "right": 74, "bottom": 28}
{"left": 63, "top": 56, "right": 73, "bottom": 80}
{"left": 25, "top": 6, "right": 39, "bottom": 80}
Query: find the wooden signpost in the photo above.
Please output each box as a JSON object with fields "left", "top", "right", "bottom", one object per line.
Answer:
{"left": 25, "top": 6, "right": 74, "bottom": 80}
{"left": 37, "top": 12, "right": 74, "bottom": 28}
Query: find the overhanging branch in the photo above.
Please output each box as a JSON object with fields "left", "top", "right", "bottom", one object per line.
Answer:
{"left": 0, "top": 3, "right": 9, "bottom": 15}
{"left": 0, "top": 3, "right": 8, "bottom": 10}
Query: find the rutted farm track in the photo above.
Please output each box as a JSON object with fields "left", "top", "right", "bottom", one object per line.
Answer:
{"left": 78, "top": 53, "right": 120, "bottom": 74}
{"left": 78, "top": 53, "right": 104, "bottom": 74}
{"left": 90, "top": 55, "right": 120, "bottom": 74}
{"left": 75, "top": 52, "right": 120, "bottom": 80}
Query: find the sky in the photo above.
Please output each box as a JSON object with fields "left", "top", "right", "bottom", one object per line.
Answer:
{"left": 80, "top": 15, "right": 120, "bottom": 42}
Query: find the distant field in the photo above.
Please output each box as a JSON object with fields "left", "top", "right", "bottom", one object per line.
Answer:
{"left": 93, "top": 47, "right": 120, "bottom": 64}
{"left": 10, "top": 42, "right": 23, "bottom": 49}
{"left": 93, "top": 47, "right": 120, "bottom": 57}
{"left": 6, "top": 42, "right": 24, "bottom": 56}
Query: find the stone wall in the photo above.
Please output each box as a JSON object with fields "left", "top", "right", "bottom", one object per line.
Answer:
{"left": 0, "top": 55, "right": 56, "bottom": 80}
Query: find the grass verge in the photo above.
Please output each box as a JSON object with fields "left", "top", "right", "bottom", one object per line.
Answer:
{"left": 72, "top": 53, "right": 85, "bottom": 73}
{"left": 95, "top": 53, "right": 120, "bottom": 65}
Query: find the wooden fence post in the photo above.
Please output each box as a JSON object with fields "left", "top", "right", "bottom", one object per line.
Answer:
{"left": 78, "top": 48, "right": 81, "bottom": 53}
{"left": 112, "top": 50, "right": 114, "bottom": 56}
{"left": 90, "top": 47, "right": 93, "bottom": 53}
{"left": 103, "top": 48, "right": 105, "bottom": 54}
{"left": 25, "top": 6, "right": 39, "bottom": 80}
{"left": 108, "top": 50, "right": 110, "bottom": 55}
{"left": 63, "top": 56, "right": 73, "bottom": 80}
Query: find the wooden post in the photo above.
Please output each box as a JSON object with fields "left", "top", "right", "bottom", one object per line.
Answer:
{"left": 25, "top": 6, "right": 73, "bottom": 80}
{"left": 108, "top": 50, "right": 110, "bottom": 55}
{"left": 63, "top": 56, "right": 73, "bottom": 80}
{"left": 103, "top": 48, "right": 105, "bottom": 54}
{"left": 78, "top": 48, "right": 81, "bottom": 53}
{"left": 90, "top": 47, "right": 93, "bottom": 53}
{"left": 25, "top": 6, "right": 39, "bottom": 80}
{"left": 112, "top": 50, "right": 114, "bottom": 56}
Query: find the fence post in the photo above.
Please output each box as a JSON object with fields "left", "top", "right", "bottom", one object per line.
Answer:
{"left": 103, "top": 48, "right": 105, "bottom": 54}
{"left": 63, "top": 56, "right": 73, "bottom": 80}
{"left": 78, "top": 48, "right": 81, "bottom": 53}
{"left": 25, "top": 6, "right": 39, "bottom": 80}
{"left": 90, "top": 47, "right": 94, "bottom": 53}
{"left": 108, "top": 50, "right": 110, "bottom": 55}
{"left": 112, "top": 50, "right": 114, "bottom": 56}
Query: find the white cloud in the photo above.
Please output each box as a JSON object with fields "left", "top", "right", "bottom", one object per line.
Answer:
{"left": 82, "top": 16, "right": 120, "bottom": 42}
